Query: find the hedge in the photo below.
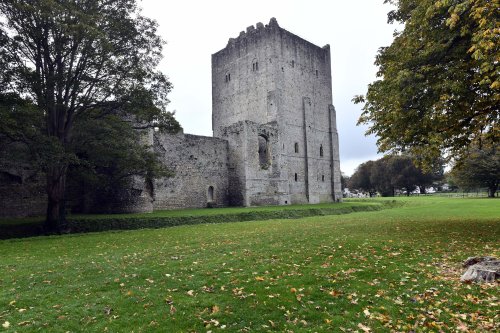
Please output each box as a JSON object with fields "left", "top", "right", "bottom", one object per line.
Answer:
{"left": 0, "top": 201, "right": 399, "bottom": 239}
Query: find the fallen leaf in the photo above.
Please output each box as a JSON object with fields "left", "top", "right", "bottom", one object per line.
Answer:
{"left": 187, "top": 290, "right": 195, "bottom": 296}
{"left": 2, "top": 321, "right": 10, "bottom": 329}
{"left": 329, "top": 290, "right": 342, "bottom": 297}
{"left": 358, "top": 323, "right": 371, "bottom": 332}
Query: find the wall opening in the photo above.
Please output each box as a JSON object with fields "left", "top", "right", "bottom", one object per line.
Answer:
{"left": 252, "top": 59, "right": 259, "bottom": 71}
{"left": 291, "top": 60, "right": 295, "bottom": 68}
{"left": 322, "top": 175, "right": 325, "bottom": 182}
{"left": 320, "top": 144, "right": 324, "bottom": 157}
{"left": 294, "top": 173, "right": 298, "bottom": 182}
{"left": 258, "top": 135, "right": 270, "bottom": 169}
{"left": 294, "top": 142, "right": 299, "bottom": 153}
{"left": 207, "top": 186, "right": 214, "bottom": 202}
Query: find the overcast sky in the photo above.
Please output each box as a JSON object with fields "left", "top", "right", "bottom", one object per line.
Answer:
{"left": 140, "top": 0, "right": 398, "bottom": 175}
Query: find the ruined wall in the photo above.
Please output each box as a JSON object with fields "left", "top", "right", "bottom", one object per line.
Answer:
{"left": 0, "top": 171, "right": 46, "bottom": 218}
{"left": 219, "top": 121, "right": 290, "bottom": 207}
{"left": 153, "top": 131, "right": 229, "bottom": 209}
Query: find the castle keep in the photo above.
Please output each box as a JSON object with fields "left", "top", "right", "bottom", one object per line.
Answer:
{"left": 152, "top": 18, "right": 342, "bottom": 210}
{"left": 0, "top": 18, "right": 342, "bottom": 217}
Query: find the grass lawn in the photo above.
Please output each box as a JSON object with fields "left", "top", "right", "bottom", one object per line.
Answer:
{"left": 0, "top": 197, "right": 498, "bottom": 332}
{"left": 0, "top": 201, "right": 384, "bottom": 226}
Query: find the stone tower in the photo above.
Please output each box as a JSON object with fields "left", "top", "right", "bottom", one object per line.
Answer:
{"left": 212, "top": 18, "right": 342, "bottom": 206}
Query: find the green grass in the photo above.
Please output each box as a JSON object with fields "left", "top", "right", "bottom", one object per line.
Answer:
{"left": 0, "top": 201, "right": 383, "bottom": 225}
{"left": 0, "top": 201, "right": 394, "bottom": 238}
{"left": 0, "top": 197, "right": 498, "bottom": 332}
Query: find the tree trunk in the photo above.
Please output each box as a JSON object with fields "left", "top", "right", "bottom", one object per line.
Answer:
{"left": 45, "top": 167, "right": 68, "bottom": 233}
{"left": 419, "top": 186, "right": 427, "bottom": 194}
{"left": 487, "top": 185, "right": 497, "bottom": 198}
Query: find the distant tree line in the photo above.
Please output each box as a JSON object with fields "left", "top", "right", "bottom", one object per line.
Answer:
{"left": 348, "top": 155, "right": 443, "bottom": 197}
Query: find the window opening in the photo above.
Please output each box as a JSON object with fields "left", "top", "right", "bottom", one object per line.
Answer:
{"left": 252, "top": 59, "right": 259, "bottom": 72}
{"left": 258, "top": 135, "right": 270, "bottom": 169}
{"left": 291, "top": 60, "right": 295, "bottom": 68}
{"left": 322, "top": 175, "right": 325, "bottom": 182}
{"left": 294, "top": 173, "right": 298, "bottom": 182}
{"left": 294, "top": 142, "right": 299, "bottom": 153}
{"left": 320, "top": 144, "right": 324, "bottom": 157}
{"left": 316, "top": 70, "right": 319, "bottom": 77}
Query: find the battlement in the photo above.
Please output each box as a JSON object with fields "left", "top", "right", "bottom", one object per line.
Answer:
{"left": 225, "top": 17, "right": 279, "bottom": 46}
{"left": 213, "top": 18, "right": 329, "bottom": 62}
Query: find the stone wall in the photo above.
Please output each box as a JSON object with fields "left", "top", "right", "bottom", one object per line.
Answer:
{"left": 212, "top": 18, "right": 342, "bottom": 205}
{"left": 219, "top": 120, "right": 290, "bottom": 207}
{"left": 153, "top": 131, "right": 229, "bottom": 209}
{"left": 0, "top": 170, "right": 46, "bottom": 218}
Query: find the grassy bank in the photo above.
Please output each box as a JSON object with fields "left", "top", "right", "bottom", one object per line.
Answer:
{"left": 0, "top": 197, "right": 498, "bottom": 332}
{"left": 0, "top": 201, "right": 396, "bottom": 239}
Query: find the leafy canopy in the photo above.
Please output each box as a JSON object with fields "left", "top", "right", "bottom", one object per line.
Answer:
{"left": 355, "top": 0, "right": 499, "bottom": 165}
{"left": 0, "top": 0, "right": 180, "bottom": 230}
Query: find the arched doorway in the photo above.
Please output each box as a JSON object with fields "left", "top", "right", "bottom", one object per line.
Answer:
{"left": 207, "top": 186, "right": 214, "bottom": 202}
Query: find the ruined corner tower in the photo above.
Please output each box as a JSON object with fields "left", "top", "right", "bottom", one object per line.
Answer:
{"left": 211, "top": 18, "right": 342, "bottom": 206}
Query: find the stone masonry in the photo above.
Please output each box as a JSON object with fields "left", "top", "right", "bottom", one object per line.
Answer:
{"left": 210, "top": 17, "right": 342, "bottom": 207}
{"left": 0, "top": 18, "right": 341, "bottom": 217}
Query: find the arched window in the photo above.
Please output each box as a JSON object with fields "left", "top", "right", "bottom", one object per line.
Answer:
{"left": 294, "top": 142, "right": 299, "bottom": 153}
{"left": 252, "top": 59, "right": 259, "bottom": 72}
{"left": 258, "top": 135, "right": 270, "bottom": 169}
{"left": 320, "top": 144, "right": 324, "bottom": 157}
{"left": 207, "top": 186, "right": 214, "bottom": 202}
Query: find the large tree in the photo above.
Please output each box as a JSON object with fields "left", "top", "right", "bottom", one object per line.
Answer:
{"left": 348, "top": 161, "right": 378, "bottom": 197}
{"left": 354, "top": 0, "right": 499, "bottom": 166}
{"left": 450, "top": 144, "right": 499, "bottom": 197}
{"left": 0, "top": 0, "right": 179, "bottom": 232}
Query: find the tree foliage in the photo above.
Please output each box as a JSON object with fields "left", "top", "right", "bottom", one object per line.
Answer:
{"left": 355, "top": 0, "right": 499, "bottom": 166}
{"left": 450, "top": 144, "right": 499, "bottom": 197}
{"left": 0, "top": 0, "right": 180, "bottom": 231}
{"left": 348, "top": 155, "right": 443, "bottom": 196}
